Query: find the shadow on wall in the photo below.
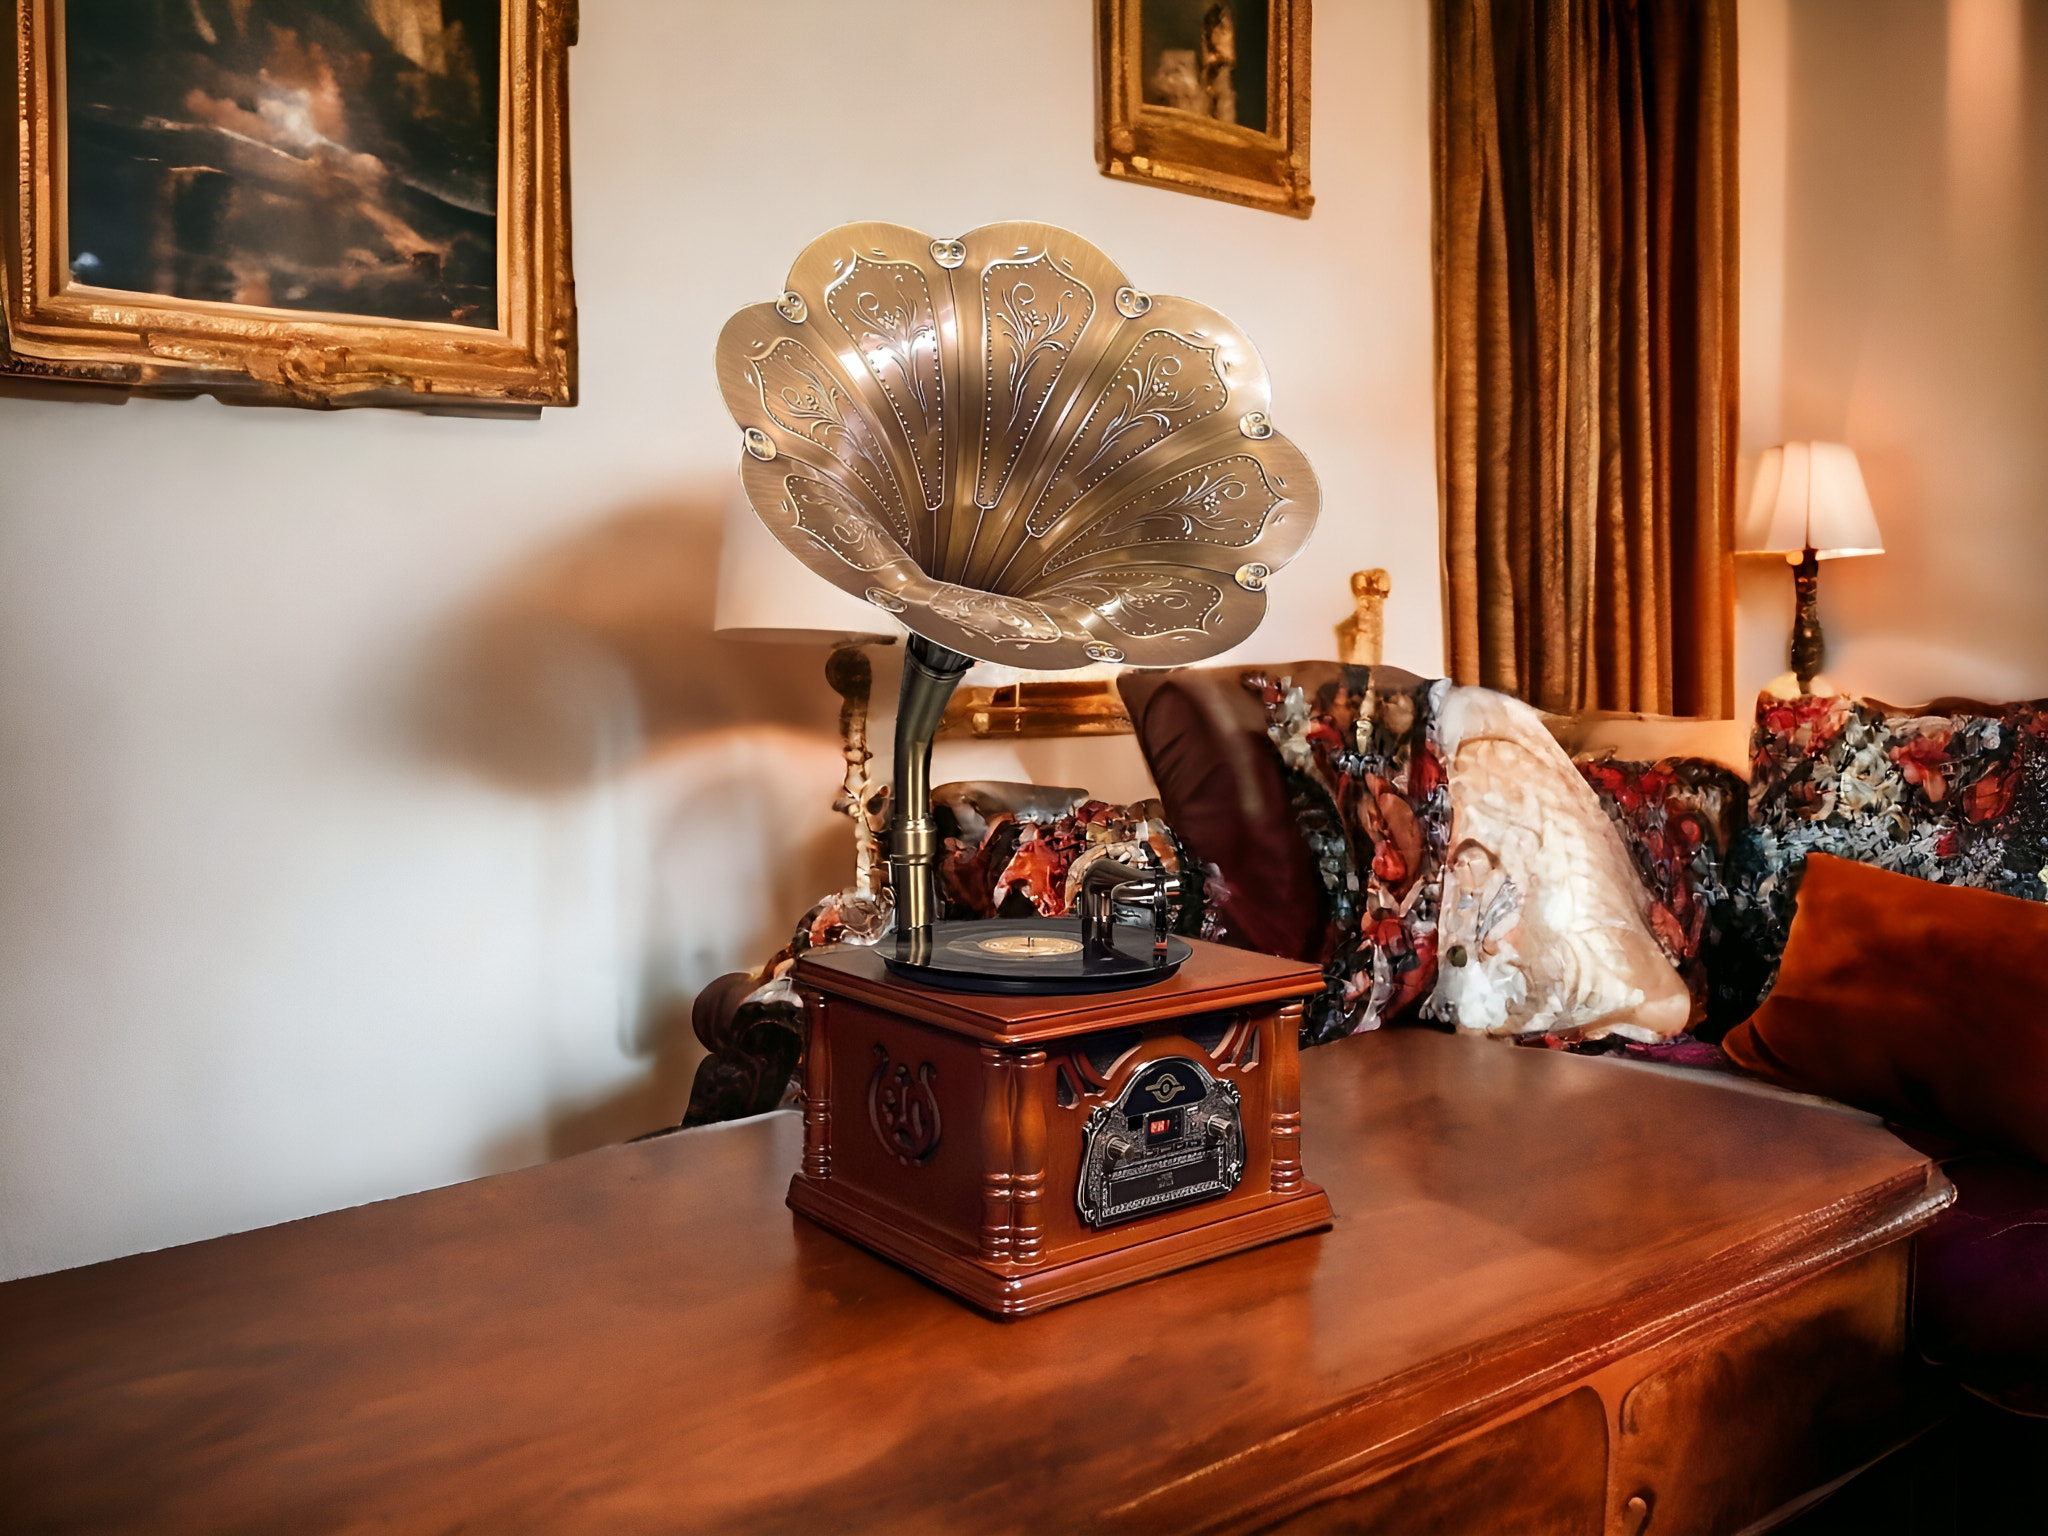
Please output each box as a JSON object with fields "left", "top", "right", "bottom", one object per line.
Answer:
{"left": 414, "top": 488, "right": 852, "bottom": 1161}
{"left": 415, "top": 489, "right": 842, "bottom": 790}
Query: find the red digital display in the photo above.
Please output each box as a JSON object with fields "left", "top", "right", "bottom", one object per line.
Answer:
{"left": 1146, "top": 1113, "right": 1176, "bottom": 1144}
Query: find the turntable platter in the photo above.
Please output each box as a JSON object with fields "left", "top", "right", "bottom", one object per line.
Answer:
{"left": 882, "top": 918, "right": 1190, "bottom": 995}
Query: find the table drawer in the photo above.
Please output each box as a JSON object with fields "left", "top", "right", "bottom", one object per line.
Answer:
{"left": 1260, "top": 1386, "right": 1608, "bottom": 1536}
{"left": 1608, "top": 1246, "right": 1913, "bottom": 1536}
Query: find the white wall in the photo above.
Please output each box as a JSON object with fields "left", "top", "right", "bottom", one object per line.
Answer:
{"left": 1736, "top": 0, "right": 2048, "bottom": 709}
{"left": 0, "top": 0, "right": 1439, "bottom": 1279}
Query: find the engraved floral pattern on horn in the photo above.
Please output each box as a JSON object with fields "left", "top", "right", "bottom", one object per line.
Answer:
{"left": 927, "top": 586, "right": 1063, "bottom": 647}
{"left": 825, "top": 257, "right": 945, "bottom": 512}
{"left": 978, "top": 254, "right": 1093, "bottom": 511}
{"left": 715, "top": 221, "right": 1320, "bottom": 669}
{"left": 1042, "top": 456, "right": 1285, "bottom": 574}
{"left": 1022, "top": 330, "right": 1229, "bottom": 537}
{"left": 752, "top": 339, "right": 910, "bottom": 544}
{"left": 1044, "top": 570, "right": 1225, "bottom": 639}
{"left": 785, "top": 474, "right": 903, "bottom": 572}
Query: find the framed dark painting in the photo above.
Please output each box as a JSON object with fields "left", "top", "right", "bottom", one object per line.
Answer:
{"left": 3, "top": 0, "right": 575, "bottom": 410}
{"left": 1096, "top": 0, "right": 1312, "bottom": 217}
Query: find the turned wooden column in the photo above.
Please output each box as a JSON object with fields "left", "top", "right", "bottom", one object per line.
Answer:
{"left": 800, "top": 991, "right": 832, "bottom": 1180}
{"left": 978, "top": 1046, "right": 1014, "bottom": 1262}
{"left": 1270, "top": 1000, "right": 1304, "bottom": 1193}
{"left": 1009, "top": 1050, "right": 1049, "bottom": 1266}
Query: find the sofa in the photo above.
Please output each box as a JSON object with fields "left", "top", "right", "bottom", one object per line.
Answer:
{"left": 1119, "top": 661, "right": 2048, "bottom": 1428}
{"left": 681, "top": 661, "right": 2047, "bottom": 1433}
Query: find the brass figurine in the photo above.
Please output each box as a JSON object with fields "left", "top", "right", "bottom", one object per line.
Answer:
{"left": 1336, "top": 568, "right": 1391, "bottom": 665}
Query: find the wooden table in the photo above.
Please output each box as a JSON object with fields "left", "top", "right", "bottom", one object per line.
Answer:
{"left": 0, "top": 1028, "right": 1951, "bottom": 1536}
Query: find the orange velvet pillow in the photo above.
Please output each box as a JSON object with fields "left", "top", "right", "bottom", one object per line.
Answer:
{"left": 1722, "top": 853, "right": 2048, "bottom": 1165}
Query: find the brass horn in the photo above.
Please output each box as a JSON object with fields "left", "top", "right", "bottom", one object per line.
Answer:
{"left": 716, "top": 221, "right": 1320, "bottom": 965}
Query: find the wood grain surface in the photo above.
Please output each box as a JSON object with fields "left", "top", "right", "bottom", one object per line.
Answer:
{"left": 0, "top": 1029, "right": 1950, "bottom": 1535}
{"left": 795, "top": 942, "right": 1326, "bottom": 1044}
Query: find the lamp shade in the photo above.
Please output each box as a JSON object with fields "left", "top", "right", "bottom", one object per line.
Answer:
{"left": 959, "top": 660, "right": 1123, "bottom": 688}
{"left": 713, "top": 486, "right": 903, "bottom": 644}
{"left": 1740, "top": 442, "right": 1885, "bottom": 560}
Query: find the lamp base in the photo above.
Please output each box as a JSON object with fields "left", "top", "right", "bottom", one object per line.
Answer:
{"left": 1790, "top": 548, "right": 1825, "bottom": 694}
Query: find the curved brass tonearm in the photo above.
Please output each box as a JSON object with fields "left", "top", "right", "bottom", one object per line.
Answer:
{"left": 890, "top": 636, "right": 973, "bottom": 963}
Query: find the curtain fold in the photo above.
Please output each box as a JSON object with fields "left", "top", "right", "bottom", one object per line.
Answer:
{"left": 1433, "top": 0, "right": 1737, "bottom": 718}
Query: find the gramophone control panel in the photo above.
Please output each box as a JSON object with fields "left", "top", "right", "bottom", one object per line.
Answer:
{"left": 787, "top": 939, "right": 1333, "bottom": 1317}
{"left": 1077, "top": 1055, "right": 1244, "bottom": 1229}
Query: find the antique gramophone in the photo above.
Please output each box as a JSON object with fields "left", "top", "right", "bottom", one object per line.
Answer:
{"left": 716, "top": 222, "right": 1330, "bottom": 1314}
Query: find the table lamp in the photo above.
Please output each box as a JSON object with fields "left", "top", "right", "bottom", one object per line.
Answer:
{"left": 1739, "top": 442, "right": 1884, "bottom": 694}
{"left": 714, "top": 490, "right": 903, "bottom": 937}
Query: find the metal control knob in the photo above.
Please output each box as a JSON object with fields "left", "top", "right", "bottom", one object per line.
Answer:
{"left": 1104, "top": 1134, "right": 1138, "bottom": 1163}
{"left": 1201, "top": 1114, "right": 1235, "bottom": 1141}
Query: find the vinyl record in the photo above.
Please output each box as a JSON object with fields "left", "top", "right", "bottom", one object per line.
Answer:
{"left": 883, "top": 918, "right": 1190, "bottom": 995}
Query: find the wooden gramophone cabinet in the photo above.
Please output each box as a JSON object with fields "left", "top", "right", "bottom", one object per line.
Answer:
{"left": 787, "top": 939, "right": 1333, "bottom": 1316}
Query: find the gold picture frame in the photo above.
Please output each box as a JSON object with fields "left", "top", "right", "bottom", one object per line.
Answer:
{"left": 1095, "top": 0, "right": 1312, "bottom": 218}
{"left": 3, "top": 0, "right": 575, "bottom": 413}
{"left": 939, "top": 678, "right": 1135, "bottom": 740}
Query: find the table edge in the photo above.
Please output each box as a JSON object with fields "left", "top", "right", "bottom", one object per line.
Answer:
{"left": 1107, "top": 1161, "right": 1956, "bottom": 1536}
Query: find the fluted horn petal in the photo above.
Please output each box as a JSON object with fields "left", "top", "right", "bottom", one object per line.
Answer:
{"left": 715, "top": 221, "right": 1319, "bottom": 668}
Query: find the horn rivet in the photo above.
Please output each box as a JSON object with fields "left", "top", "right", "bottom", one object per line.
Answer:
{"left": 865, "top": 587, "right": 907, "bottom": 613}
{"left": 775, "top": 291, "right": 808, "bottom": 323}
{"left": 1234, "top": 563, "right": 1270, "bottom": 592}
{"left": 743, "top": 427, "right": 777, "bottom": 461}
{"left": 1238, "top": 411, "right": 1274, "bottom": 440}
{"left": 930, "top": 239, "right": 966, "bottom": 269}
{"left": 1084, "top": 642, "right": 1125, "bottom": 663}
{"left": 1114, "top": 287, "right": 1153, "bottom": 319}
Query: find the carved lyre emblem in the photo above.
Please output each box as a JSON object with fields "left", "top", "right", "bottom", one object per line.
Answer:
{"left": 868, "top": 1044, "right": 942, "bottom": 1165}
{"left": 1144, "top": 1071, "right": 1186, "bottom": 1104}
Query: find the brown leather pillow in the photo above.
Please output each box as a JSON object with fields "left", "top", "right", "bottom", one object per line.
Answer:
{"left": 1721, "top": 853, "right": 2048, "bottom": 1164}
{"left": 1117, "top": 667, "right": 1325, "bottom": 961}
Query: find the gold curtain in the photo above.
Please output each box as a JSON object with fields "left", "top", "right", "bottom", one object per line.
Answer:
{"left": 1433, "top": 0, "right": 1738, "bottom": 717}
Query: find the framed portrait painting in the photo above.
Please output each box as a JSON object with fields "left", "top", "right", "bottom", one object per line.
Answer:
{"left": 1095, "top": 0, "right": 1312, "bottom": 218}
{"left": 3, "top": 0, "right": 575, "bottom": 411}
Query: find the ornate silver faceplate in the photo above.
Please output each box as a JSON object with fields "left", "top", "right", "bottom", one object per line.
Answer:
{"left": 1076, "top": 1055, "right": 1244, "bottom": 1229}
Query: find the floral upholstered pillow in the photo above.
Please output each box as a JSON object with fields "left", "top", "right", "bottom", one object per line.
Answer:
{"left": 1245, "top": 667, "right": 1452, "bottom": 1045}
{"left": 1724, "top": 692, "right": 2048, "bottom": 1014}
{"left": 1576, "top": 755, "right": 1749, "bottom": 1034}
{"left": 1425, "top": 688, "right": 1692, "bottom": 1042}
{"left": 1244, "top": 671, "right": 1691, "bottom": 1047}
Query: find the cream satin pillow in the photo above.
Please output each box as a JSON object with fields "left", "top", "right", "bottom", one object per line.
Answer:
{"left": 1426, "top": 687, "right": 1691, "bottom": 1042}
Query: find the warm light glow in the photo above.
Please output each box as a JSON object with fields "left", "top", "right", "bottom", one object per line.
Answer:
{"left": 1739, "top": 442, "right": 1884, "bottom": 560}
{"left": 1738, "top": 0, "right": 1788, "bottom": 449}
{"left": 1947, "top": 0, "right": 2023, "bottom": 244}
{"left": 712, "top": 488, "right": 905, "bottom": 644}
{"left": 959, "top": 660, "right": 1124, "bottom": 688}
